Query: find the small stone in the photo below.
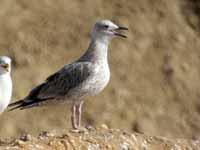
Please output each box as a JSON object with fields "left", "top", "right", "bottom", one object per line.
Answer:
{"left": 86, "top": 125, "right": 96, "bottom": 131}
{"left": 15, "top": 139, "right": 26, "bottom": 147}
{"left": 105, "top": 144, "right": 112, "bottom": 149}
{"left": 20, "top": 134, "right": 32, "bottom": 142}
{"left": 38, "top": 131, "right": 54, "bottom": 140}
{"left": 100, "top": 124, "right": 109, "bottom": 130}
{"left": 120, "top": 142, "right": 130, "bottom": 150}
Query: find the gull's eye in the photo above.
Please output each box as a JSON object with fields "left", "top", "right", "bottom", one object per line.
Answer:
{"left": 103, "top": 25, "right": 109, "bottom": 28}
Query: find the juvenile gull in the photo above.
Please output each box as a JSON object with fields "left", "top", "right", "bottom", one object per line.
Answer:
{"left": 0, "top": 56, "right": 12, "bottom": 113}
{"left": 9, "top": 20, "right": 128, "bottom": 129}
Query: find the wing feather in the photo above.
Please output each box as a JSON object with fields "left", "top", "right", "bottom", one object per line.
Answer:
{"left": 9, "top": 62, "right": 92, "bottom": 110}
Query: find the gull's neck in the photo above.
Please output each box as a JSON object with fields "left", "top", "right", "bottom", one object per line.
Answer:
{"left": 79, "top": 36, "right": 110, "bottom": 63}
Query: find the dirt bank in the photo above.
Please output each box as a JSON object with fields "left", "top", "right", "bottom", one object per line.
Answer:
{"left": 0, "top": 0, "right": 200, "bottom": 138}
{"left": 0, "top": 126, "right": 199, "bottom": 150}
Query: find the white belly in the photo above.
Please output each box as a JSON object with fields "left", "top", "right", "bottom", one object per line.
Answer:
{"left": 0, "top": 75, "right": 12, "bottom": 113}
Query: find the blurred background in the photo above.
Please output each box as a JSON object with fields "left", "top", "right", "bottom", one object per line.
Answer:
{"left": 0, "top": 0, "right": 200, "bottom": 139}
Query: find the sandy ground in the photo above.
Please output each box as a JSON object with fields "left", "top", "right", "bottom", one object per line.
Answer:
{"left": 0, "top": 0, "right": 200, "bottom": 139}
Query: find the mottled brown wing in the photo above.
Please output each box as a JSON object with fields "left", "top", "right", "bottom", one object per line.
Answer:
{"left": 9, "top": 62, "right": 92, "bottom": 109}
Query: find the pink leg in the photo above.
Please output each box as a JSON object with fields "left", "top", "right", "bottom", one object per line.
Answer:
{"left": 75, "top": 101, "right": 84, "bottom": 127}
{"left": 71, "top": 104, "right": 78, "bottom": 129}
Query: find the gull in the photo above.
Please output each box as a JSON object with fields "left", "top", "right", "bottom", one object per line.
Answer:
{"left": 9, "top": 20, "right": 128, "bottom": 130}
{"left": 0, "top": 56, "right": 12, "bottom": 113}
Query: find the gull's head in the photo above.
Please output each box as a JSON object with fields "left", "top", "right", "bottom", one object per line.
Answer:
{"left": 91, "top": 20, "right": 128, "bottom": 42}
{"left": 0, "top": 56, "right": 11, "bottom": 75}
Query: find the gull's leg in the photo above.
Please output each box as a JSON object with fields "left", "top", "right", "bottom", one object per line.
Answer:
{"left": 71, "top": 104, "right": 78, "bottom": 129}
{"left": 70, "top": 100, "right": 87, "bottom": 133}
{"left": 75, "top": 101, "right": 84, "bottom": 127}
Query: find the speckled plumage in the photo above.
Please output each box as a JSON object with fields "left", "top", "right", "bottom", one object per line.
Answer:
{"left": 9, "top": 20, "right": 127, "bottom": 129}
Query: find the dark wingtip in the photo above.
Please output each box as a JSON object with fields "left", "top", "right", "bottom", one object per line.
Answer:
{"left": 8, "top": 100, "right": 24, "bottom": 111}
{"left": 7, "top": 105, "right": 22, "bottom": 111}
{"left": 8, "top": 100, "right": 23, "bottom": 107}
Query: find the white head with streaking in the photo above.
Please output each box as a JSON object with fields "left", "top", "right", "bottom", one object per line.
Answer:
{"left": 0, "top": 56, "right": 12, "bottom": 113}
{"left": 91, "top": 20, "right": 128, "bottom": 43}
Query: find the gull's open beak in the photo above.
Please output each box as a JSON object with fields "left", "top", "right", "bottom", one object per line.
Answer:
{"left": 1, "top": 64, "right": 9, "bottom": 72}
{"left": 114, "top": 26, "right": 128, "bottom": 38}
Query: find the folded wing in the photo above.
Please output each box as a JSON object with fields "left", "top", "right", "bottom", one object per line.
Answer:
{"left": 8, "top": 61, "right": 92, "bottom": 110}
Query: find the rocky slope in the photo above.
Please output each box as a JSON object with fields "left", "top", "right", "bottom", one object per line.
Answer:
{"left": 0, "top": 0, "right": 200, "bottom": 139}
{"left": 0, "top": 126, "right": 199, "bottom": 150}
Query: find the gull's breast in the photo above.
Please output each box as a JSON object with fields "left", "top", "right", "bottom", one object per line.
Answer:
{"left": 84, "top": 61, "right": 110, "bottom": 96}
{"left": 69, "top": 61, "right": 110, "bottom": 99}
